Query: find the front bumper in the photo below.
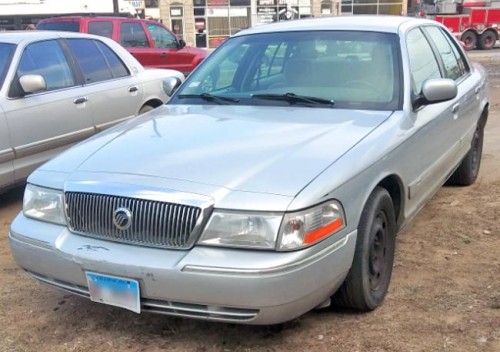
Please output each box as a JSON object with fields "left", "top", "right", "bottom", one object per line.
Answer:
{"left": 9, "top": 213, "right": 356, "bottom": 325}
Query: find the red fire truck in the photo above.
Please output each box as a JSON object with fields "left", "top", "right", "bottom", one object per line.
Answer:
{"left": 416, "top": 0, "right": 500, "bottom": 50}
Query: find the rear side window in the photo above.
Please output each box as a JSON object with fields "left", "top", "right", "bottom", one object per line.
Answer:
{"left": 120, "top": 22, "right": 150, "bottom": 48}
{"left": 66, "top": 39, "right": 128, "bottom": 83}
{"left": 37, "top": 21, "right": 80, "bottom": 32}
{"left": 95, "top": 41, "right": 129, "bottom": 78}
{"left": 88, "top": 21, "right": 113, "bottom": 39}
{"left": 16, "top": 40, "right": 75, "bottom": 91}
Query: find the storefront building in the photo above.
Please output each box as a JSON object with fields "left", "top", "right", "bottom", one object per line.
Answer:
{"left": 156, "top": 0, "right": 407, "bottom": 48}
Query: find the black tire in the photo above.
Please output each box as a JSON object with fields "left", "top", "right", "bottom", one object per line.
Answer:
{"left": 478, "top": 30, "right": 497, "bottom": 50}
{"left": 461, "top": 31, "right": 477, "bottom": 51}
{"left": 139, "top": 104, "right": 155, "bottom": 114}
{"left": 447, "top": 120, "right": 485, "bottom": 186}
{"left": 333, "top": 187, "right": 396, "bottom": 311}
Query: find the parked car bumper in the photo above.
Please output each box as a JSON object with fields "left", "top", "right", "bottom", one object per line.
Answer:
{"left": 9, "top": 213, "right": 356, "bottom": 325}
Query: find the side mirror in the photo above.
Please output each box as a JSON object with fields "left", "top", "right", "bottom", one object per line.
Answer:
{"left": 19, "top": 74, "right": 46, "bottom": 95}
{"left": 178, "top": 39, "right": 186, "bottom": 49}
{"left": 162, "top": 76, "right": 182, "bottom": 97}
{"left": 413, "top": 78, "right": 457, "bottom": 109}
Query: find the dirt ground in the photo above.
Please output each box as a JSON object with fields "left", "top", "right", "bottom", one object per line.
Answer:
{"left": 1, "top": 52, "right": 499, "bottom": 352}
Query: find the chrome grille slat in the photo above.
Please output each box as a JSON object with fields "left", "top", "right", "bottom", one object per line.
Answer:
{"left": 127, "top": 199, "right": 139, "bottom": 241}
{"left": 65, "top": 192, "right": 202, "bottom": 249}
{"left": 162, "top": 203, "right": 168, "bottom": 246}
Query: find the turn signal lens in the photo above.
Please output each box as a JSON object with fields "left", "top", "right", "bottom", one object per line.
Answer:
{"left": 278, "top": 201, "right": 344, "bottom": 250}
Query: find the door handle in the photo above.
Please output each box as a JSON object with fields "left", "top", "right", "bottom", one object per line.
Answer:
{"left": 451, "top": 103, "right": 460, "bottom": 114}
{"left": 160, "top": 52, "right": 167, "bottom": 57}
{"left": 474, "top": 86, "right": 481, "bottom": 94}
{"left": 73, "top": 96, "right": 88, "bottom": 104}
{"left": 128, "top": 86, "right": 138, "bottom": 93}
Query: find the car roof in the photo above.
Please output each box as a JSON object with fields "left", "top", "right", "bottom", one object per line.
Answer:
{"left": 38, "top": 15, "right": 160, "bottom": 25}
{"left": 0, "top": 30, "right": 112, "bottom": 45}
{"left": 235, "top": 15, "right": 437, "bottom": 36}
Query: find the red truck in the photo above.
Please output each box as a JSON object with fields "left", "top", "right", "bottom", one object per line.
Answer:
{"left": 418, "top": 0, "right": 500, "bottom": 50}
{"left": 37, "top": 16, "right": 208, "bottom": 75}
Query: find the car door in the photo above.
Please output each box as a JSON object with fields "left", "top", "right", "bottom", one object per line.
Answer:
{"left": 0, "top": 42, "right": 15, "bottom": 190}
{"left": 2, "top": 39, "right": 94, "bottom": 183}
{"left": 143, "top": 22, "right": 192, "bottom": 73}
{"left": 421, "top": 26, "right": 482, "bottom": 157}
{"left": 402, "top": 27, "right": 462, "bottom": 215}
{"left": 119, "top": 21, "right": 155, "bottom": 67}
{"left": 0, "top": 107, "right": 14, "bottom": 190}
{"left": 120, "top": 21, "right": 190, "bottom": 72}
{"left": 64, "top": 38, "right": 142, "bottom": 131}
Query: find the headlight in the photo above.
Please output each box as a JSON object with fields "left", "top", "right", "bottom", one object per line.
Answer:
{"left": 278, "top": 201, "right": 345, "bottom": 251}
{"left": 23, "top": 184, "right": 66, "bottom": 225}
{"left": 198, "top": 200, "right": 345, "bottom": 251}
{"left": 197, "top": 211, "right": 282, "bottom": 250}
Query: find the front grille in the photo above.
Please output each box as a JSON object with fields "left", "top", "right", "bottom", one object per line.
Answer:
{"left": 65, "top": 192, "right": 202, "bottom": 248}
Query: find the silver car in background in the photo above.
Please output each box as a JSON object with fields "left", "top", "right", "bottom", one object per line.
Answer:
{"left": 9, "top": 16, "right": 488, "bottom": 325}
{"left": 0, "top": 31, "right": 184, "bottom": 193}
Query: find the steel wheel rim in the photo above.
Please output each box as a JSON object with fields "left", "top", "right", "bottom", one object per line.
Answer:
{"left": 369, "top": 211, "right": 389, "bottom": 292}
{"left": 471, "top": 127, "right": 481, "bottom": 176}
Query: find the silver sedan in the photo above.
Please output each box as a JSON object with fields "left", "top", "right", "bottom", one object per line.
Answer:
{"left": 9, "top": 16, "right": 488, "bottom": 325}
{"left": 0, "top": 31, "right": 183, "bottom": 193}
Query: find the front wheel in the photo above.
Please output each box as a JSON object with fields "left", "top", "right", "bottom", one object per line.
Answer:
{"left": 333, "top": 187, "right": 396, "bottom": 311}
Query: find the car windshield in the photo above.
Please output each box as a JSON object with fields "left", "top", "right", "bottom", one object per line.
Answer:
{"left": 0, "top": 43, "right": 15, "bottom": 90}
{"left": 171, "top": 30, "right": 402, "bottom": 110}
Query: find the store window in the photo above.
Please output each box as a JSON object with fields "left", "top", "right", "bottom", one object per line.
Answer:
{"left": 321, "top": 1, "right": 334, "bottom": 15}
{"left": 170, "top": 5, "right": 184, "bottom": 40}
{"left": 193, "top": 0, "right": 252, "bottom": 48}
{"left": 256, "top": 0, "right": 312, "bottom": 26}
{"left": 341, "top": 0, "right": 403, "bottom": 15}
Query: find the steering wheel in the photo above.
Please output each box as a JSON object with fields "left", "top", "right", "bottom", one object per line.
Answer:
{"left": 343, "top": 79, "right": 379, "bottom": 92}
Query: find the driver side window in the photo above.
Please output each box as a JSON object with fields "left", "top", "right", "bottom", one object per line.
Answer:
{"left": 196, "top": 44, "right": 249, "bottom": 93}
{"left": 406, "top": 28, "right": 441, "bottom": 94}
{"left": 147, "top": 24, "right": 178, "bottom": 49}
{"left": 16, "top": 40, "right": 75, "bottom": 92}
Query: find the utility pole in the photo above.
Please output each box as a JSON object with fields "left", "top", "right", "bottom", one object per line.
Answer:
{"left": 113, "top": 0, "right": 119, "bottom": 13}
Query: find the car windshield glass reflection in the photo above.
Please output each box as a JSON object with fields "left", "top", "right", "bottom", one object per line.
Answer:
{"left": 0, "top": 43, "right": 15, "bottom": 90}
{"left": 171, "top": 31, "right": 401, "bottom": 110}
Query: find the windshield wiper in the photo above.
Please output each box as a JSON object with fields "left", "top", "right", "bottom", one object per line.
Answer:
{"left": 252, "top": 92, "right": 334, "bottom": 107}
{"left": 177, "top": 92, "right": 240, "bottom": 104}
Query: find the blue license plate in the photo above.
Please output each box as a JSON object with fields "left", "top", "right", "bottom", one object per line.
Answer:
{"left": 86, "top": 272, "right": 140, "bottom": 313}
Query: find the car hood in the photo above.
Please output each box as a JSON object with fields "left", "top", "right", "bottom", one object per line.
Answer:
{"left": 41, "top": 105, "right": 392, "bottom": 197}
